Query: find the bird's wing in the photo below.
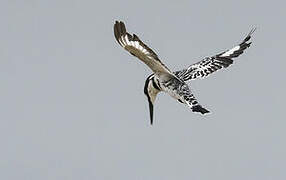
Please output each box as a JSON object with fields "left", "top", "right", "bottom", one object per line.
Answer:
{"left": 174, "top": 28, "right": 256, "bottom": 81}
{"left": 114, "top": 21, "right": 173, "bottom": 74}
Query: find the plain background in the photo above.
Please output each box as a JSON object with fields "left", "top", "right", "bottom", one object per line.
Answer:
{"left": 0, "top": 0, "right": 285, "bottom": 179}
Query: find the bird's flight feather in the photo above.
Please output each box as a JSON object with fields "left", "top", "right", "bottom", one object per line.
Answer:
{"left": 114, "top": 21, "right": 173, "bottom": 75}
{"left": 174, "top": 28, "right": 256, "bottom": 81}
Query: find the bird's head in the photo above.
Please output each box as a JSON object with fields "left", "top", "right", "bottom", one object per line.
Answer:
{"left": 144, "top": 74, "right": 160, "bottom": 125}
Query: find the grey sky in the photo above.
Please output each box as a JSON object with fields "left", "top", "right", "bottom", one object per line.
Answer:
{"left": 0, "top": 0, "right": 285, "bottom": 179}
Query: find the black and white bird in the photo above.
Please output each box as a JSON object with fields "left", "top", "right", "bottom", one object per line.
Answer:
{"left": 114, "top": 21, "right": 255, "bottom": 125}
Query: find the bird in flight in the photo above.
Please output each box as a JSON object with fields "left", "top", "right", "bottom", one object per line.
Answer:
{"left": 114, "top": 21, "right": 255, "bottom": 125}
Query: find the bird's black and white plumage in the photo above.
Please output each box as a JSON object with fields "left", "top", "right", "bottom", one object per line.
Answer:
{"left": 174, "top": 28, "right": 256, "bottom": 81}
{"left": 114, "top": 21, "right": 255, "bottom": 125}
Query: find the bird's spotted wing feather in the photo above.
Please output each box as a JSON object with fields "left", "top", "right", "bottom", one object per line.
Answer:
{"left": 114, "top": 21, "right": 172, "bottom": 74}
{"left": 174, "top": 28, "right": 256, "bottom": 81}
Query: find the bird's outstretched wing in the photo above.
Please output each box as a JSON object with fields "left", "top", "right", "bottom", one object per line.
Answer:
{"left": 174, "top": 28, "right": 256, "bottom": 81}
{"left": 114, "top": 21, "right": 172, "bottom": 74}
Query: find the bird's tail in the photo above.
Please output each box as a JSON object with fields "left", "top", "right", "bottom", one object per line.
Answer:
{"left": 184, "top": 93, "right": 210, "bottom": 115}
{"left": 191, "top": 104, "right": 210, "bottom": 114}
{"left": 185, "top": 98, "right": 210, "bottom": 115}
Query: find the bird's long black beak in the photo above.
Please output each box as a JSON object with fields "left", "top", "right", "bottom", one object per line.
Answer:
{"left": 148, "top": 100, "right": 154, "bottom": 125}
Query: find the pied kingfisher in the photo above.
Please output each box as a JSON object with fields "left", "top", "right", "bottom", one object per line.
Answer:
{"left": 114, "top": 21, "right": 255, "bottom": 125}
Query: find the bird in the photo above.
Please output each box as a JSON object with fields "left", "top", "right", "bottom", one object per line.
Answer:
{"left": 113, "top": 21, "right": 255, "bottom": 125}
